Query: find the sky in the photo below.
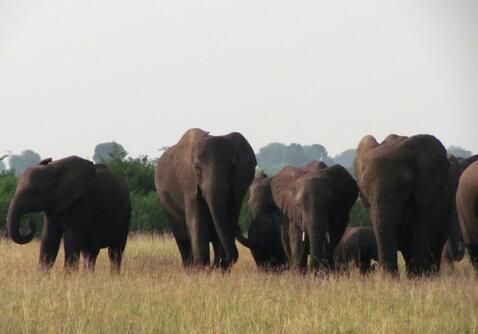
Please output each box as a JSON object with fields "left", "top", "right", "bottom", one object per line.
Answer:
{"left": 1, "top": 0, "right": 477, "bottom": 161}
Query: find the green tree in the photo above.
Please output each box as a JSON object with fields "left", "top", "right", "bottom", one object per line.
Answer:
{"left": 93, "top": 142, "right": 127, "bottom": 163}
{"left": 447, "top": 145, "right": 472, "bottom": 158}
{"left": 9, "top": 150, "right": 41, "bottom": 175}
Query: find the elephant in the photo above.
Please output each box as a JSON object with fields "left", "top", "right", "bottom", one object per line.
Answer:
{"left": 355, "top": 134, "right": 453, "bottom": 276}
{"left": 456, "top": 161, "right": 478, "bottom": 272}
{"left": 270, "top": 160, "right": 358, "bottom": 272}
{"left": 333, "top": 226, "right": 378, "bottom": 274}
{"left": 7, "top": 156, "right": 131, "bottom": 273}
{"left": 440, "top": 154, "right": 475, "bottom": 266}
{"left": 154, "top": 128, "right": 256, "bottom": 269}
{"left": 238, "top": 171, "right": 287, "bottom": 271}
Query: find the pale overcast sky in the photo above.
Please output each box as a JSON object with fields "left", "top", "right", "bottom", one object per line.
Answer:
{"left": 1, "top": 0, "right": 477, "bottom": 160}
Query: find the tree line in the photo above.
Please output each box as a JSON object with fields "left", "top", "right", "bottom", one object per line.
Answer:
{"left": 0, "top": 141, "right": 473, "bottom": 235}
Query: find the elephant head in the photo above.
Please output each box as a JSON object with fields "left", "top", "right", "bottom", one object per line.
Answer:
{"left": 7, "top": 156, "right": 95, "bottom": 244}
{"left": 184, "top": 130, "right": 256, "bottom": 265}
{"left": 271, "top": 161, "right": 358, "bottom": 271}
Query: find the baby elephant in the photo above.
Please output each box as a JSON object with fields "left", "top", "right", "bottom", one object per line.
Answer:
{"left": 237, "top": 172, "right": 287, "bottom": 271}
{"left": 333, "top": 227, "right": 378, "bottom": 274}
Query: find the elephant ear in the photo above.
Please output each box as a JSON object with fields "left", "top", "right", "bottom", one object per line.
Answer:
{"left": 38, "top": 158, "right": 53, "bottom": 166}
{"left": 172, "top": 129, "right": 210, "bottom": 198}
{"left": 326, "top": 164, "right": 359, "bottom": 208}
{"left": 226, "top": 132, "right": 257, "bottom": 180}
{"left": 225, "top": 132, "right": 257, "bottom": 201}
{"left": 355, "top": 135, "right": 379, "bottom": 181}
{"left": 271, "top": 166, "right": 303, "bottom": 226}
{"left": 53, "top": 156, "right": 96, "bottom": 212}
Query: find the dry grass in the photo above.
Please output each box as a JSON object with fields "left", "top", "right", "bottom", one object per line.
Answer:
{"left": 0, "top": 234, "right": 477, "bottom": 333}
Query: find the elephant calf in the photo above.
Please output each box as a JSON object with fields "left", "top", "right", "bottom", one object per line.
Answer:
{"left": 7, "top": 156, "right": 131, "bottom": 273}
{"left": 333, "top": 227, "right": 378, "bottom": 274}
{"left": 238, "top": 172, "right": 287, "bottom": 271}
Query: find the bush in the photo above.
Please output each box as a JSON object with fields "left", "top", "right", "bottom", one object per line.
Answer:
{"left": 0, "top": 172, "right": 17, "bottom": 234}
{"left": 348, "top": 200, "right": 371, "bottom": 227}
{"left": 129, "top": 192, "right": 169, "bottom": 233}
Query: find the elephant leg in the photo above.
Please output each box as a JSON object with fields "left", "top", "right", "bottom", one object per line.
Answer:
{"left": 63, "top": 232, "right": 81, "bottom": 272}
{"left": 39, "top": 217, "right": 62, "bottom": 271}
{"left": 468, "top": 244, "right": 478, "bottom": 274}
{"left": 289, "top": 222, "right": 307, "bottom": 272}
{"left": 359, "top": 252, "right": 371, "bottom": 274}
{"left": 211, "top": 228, "right": 226, "bottom": 269}
{"left": 108, "top": 246, "right": 123, "bottom": 274}
{"left": 164, "top": 211, "right": 192, "bottom": 267}
{"left": 82, "top": 249, "right": 100, "bottom": 272}
{"left": 186, "top": 198, "right": 210, "bottom": 267}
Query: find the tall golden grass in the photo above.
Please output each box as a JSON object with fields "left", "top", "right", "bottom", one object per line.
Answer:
{"left": 0, "top": 234, "right": 477, "bottom": 333}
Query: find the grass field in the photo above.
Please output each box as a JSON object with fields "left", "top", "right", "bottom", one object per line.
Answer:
{"left": 1, "top": 234, "right": 477, "bottom": 334}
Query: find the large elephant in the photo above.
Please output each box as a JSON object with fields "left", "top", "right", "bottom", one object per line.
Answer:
{"left": 239, "top": 172, "right": 287, "bottom": 271}
{"left": 7, "top": 156, "right": 131, "bottom": 273}
{"left": 271, "top": 161, "right": 358, "bottom": 272}
{"left": 456, "top": 161, "right": 478, "bottom": 272}
{"left": 333, "top": 226, "right": 378, "bottom": 274}
{"left": 355, "top": 134, "right": 453, "bottom": 276}
{"left": 154, "top": 128, "right": 256, "bottom": 269}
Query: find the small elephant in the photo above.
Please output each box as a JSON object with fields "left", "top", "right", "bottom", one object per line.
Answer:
{"left": 355, "top": 134, "right": 453, "bottom": 276}
{"left": 456, "top": 161, "right": 478, "bottom": 272}
{"left": 7, "top": 156, "right": 131, "bottom": 273}
{"left": 238, "top": 172, "right": 287, "bottom": 271}
{"left": 333, "top": 226, "right": 378, "bottom": 274}
{"left": 155, "top": 128, "right": 256, "bottom": 269}
{"left": 271, "top": 161, "right": 358, "bottom": 272}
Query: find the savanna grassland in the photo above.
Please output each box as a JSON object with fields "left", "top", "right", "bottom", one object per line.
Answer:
{"left": 1, "top": 234, "right": 477, "bottom": 334}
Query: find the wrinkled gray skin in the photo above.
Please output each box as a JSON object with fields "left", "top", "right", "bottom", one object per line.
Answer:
{"left": 355, "top": 134, "right": 453, "bottom": 277}
{"left": 7, "top": 156, "right": 131, "bottom": 273}
{"left": 333, "top": 227, "right": 378, "bottom": 274}
{"left": 456, "top": 161, "right": 478, "bottom": 273}
{"left": 155, "top": 128, "right": 256, "bottom": 269}
{"left": 271, "top": 161, "right": 358, "bottom": 273}
{"left": 240, "top": 172, "right": 287, "bottom": 271}
{"left": 440, "top": 154, "right": 478, "bottom": 265}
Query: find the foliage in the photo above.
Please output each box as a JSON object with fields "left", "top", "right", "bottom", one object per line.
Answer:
{"left": 348, "top": 200, "right": 372, "bottom": 227}
{"left": 447, "top": 145, "right": 472, "bottom": 158}
{"left": 256, "top": 142, "right": 335, "bottom": 175}
{"left": 0, "top": 171, "right": 17, "bottom": 233}
{"left": 93, "top": 142, "right": 127, "bottom": 163}
{"left": 104, "top": 156, "right": 169, "bottom": 232}
{"left": 104, "top": 156, "right": 156, "bottom": 194}
{"left": 8, "top": 150, "right": 41, "bottom": 175}
{"left": 129, "top": 192, "right": 169, "bottom": 232}
{"left": 238, "top": 194, "right": 251, "bottom": 233}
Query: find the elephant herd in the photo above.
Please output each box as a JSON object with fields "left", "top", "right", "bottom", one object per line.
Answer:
{"left": 4, "top": 128, "right": 478, "bottom": 278}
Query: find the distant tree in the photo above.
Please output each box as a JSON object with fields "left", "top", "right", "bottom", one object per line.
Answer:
{"left": 9, "top": 150, "right": 41, "bottom": 175}
{"left": 334, "top": 149, "right": 356, "bottom": 168}
{"left": 93, "top": 142, "right": 127, "bottom": 163}
{"left": 303, "top": 144, "right": 335, "bottom": 165}
{"left": 256, "top": 142, "right": 335, "bottom": 175}
{"left": 447, "top": 145, "right": 472, "bottom": 158}
{"left": 0, "top": 154, "right": 7, "bottom": 173}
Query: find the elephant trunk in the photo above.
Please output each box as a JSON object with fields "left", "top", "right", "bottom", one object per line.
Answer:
{"left": 370, "top": 201, "right": 400, "bottom": 274}
{"left": 6, "top": 195, "right": 36, "bottom": 244}
{"left": 306, "top": 211, "right": 328, "bottom": 271}
{"left": 205, "top": 189, "right": 239, "bottom": 267}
